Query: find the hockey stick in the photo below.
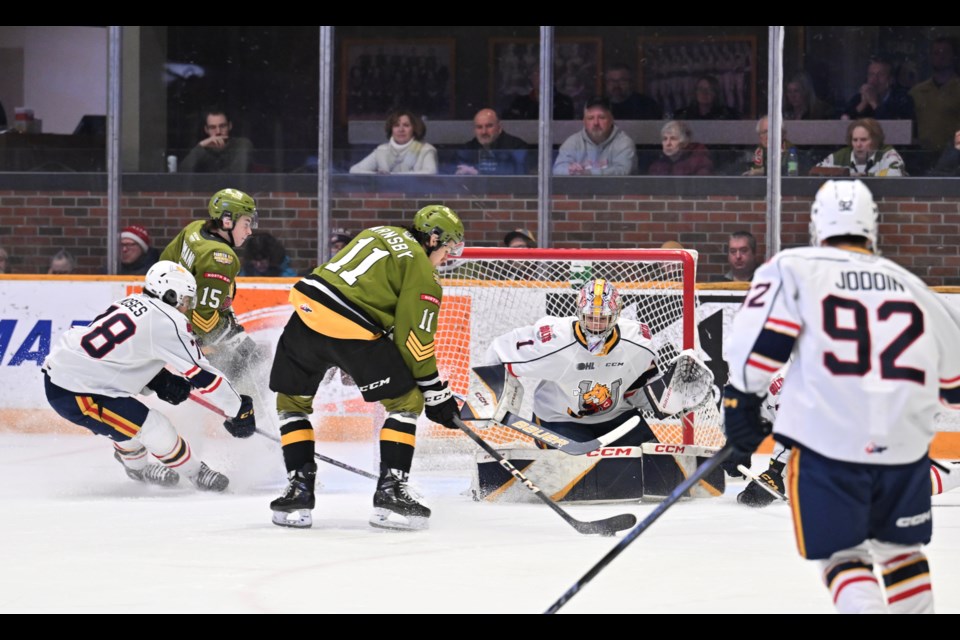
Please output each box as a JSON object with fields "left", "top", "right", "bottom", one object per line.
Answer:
{"left": 186, "top": 392, "right": 377, "bottom": 480}
{"left": 544, "top": 444, "right": 733, "bottom": 613}
{"left": 737, "top": 464, "right": 788, "bottom": 503}
{"left": 453, "top": 415, "right": 637, "bottom": 536}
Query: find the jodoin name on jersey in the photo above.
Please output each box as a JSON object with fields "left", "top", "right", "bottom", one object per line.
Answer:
{"left": 835, "top": 270, "right": 905, "bottom": 291}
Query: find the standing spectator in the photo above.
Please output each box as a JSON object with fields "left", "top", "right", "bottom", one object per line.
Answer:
{"left": 783, "top": 72, "right": 834, "bottom": 120}
{"left": 648, "top": 120, "right": 714, "bottom": 176}
{"left": 724, "top": 231, "right": 759, "bottom": 282}
{"left": 454, "top": 108, "right": 530, "bottom": 176}
{"left": 910, "top": 37, "right": 960, "bottom": 155}
{"left": 180, "top": 107, "right": 254, "bottom": 174}
{"left": 673, "top": 75, "right": 740, "bottom": 120}
{"left": 553, "top": 97, "right": 637, "bottom": 176}
{"left": 0, "top": 247, "right": 8, "bottom": 274}
{"left": 743, "top": 115, "right": 794, "bottom": 176}
{"left": 503, "top": 69, "right": 575, "bottom": 120}
{"left": 240, "top": 233, "right": 296, "bottom": 277}
{"left": 603, "top": 62, "right": 663, "bottom": 120}
{"left": 119, "top": 225, "right": 160, "bottom": 276}
{"left": 841, "top": 55, "right": 915, "bottom": 122}
{"left": 48, "top": 249, "right": 75, "bottom": 275}
{"left": 503, "top": 228, "right": 536, "bottom": 248}
{"left": 349, "top": 109, "right": 437, "bottom": 175}
{"left": 813, "top": 118, "right": 906, "bottom": 177}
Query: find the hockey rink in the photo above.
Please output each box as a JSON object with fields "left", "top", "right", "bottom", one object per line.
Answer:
{"left": 1, "top": 427, "right": 959, "bottom": 614}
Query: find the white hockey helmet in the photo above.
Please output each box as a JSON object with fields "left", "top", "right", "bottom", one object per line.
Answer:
{"left": 144, "top": 260, "right": 197, "bottom": 310}
{"left": 576, "top": 278, "right": 622, "bottom": 340}
{"left": 810, "top": 179, "right": 878, "bottom": 248}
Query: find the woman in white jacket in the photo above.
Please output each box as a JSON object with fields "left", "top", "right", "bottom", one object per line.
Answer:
{"left": 350, "top": 109, "right": 438, "bottom": 175}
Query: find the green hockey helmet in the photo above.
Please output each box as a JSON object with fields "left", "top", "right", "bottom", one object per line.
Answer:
{"left": 412, "top": 205, "right": 464, "bottom": 256}
{"left": 208, "top": 188, "right": 258, "bottom": 230}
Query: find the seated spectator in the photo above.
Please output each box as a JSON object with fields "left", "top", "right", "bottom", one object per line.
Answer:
{"left": 929, "top": 129, "right": 960, "bottom": 176}
{"left": 743, "top": 115, "right": 794, "bottom": 176}
{"left": 673, "top": 75, "right": 740, "bottom": 120}
{"left": 48, "top": 249, "right": 75, "bottom": 275}
{"left": 910, "top": 37, "right": 960, "bottom": 155}
{"left": 724, "top": 231, "right": 759, "bottom": 282}
{"left": 648, "top": 120, "right": 713, "bottom": 176}
{"left": 0, "top": 247, "right": 8, "bottom": 273}
{"left": 118, "top": 225, "right": 160, "bottom": 276}
{"left": 503, "top": 69, "right": 575, "bottom": 120}
{"left": 812, "top": 117, "right": 906, "bottom": 177}
{"left": 841, "top": 54, "right": 915, "bottom": 122}
{"left": 783, "top": 72, "right": 834, "bottom": 120}
{"left": 455, "top": 108, "right": 530, "bottom": 175}
{"left": 240, "top": 233, "right": 297, "bottom": 277}
{"left": 330, "top": 229, "right": 353, "bottom": 255}
{"left": 603, "top": 62, "right": 663, "bottom": 120}
{"left": 504, "top": 228, "right": 536, "bottom": 249}
{"left": 553, "top": 97, "right": 637, "bottom": 176}
{"left": 349, "top": 109, "right": 437, "bottom": 174}
{"left": 180, "top": 107, "right": 254, "bottom": 173}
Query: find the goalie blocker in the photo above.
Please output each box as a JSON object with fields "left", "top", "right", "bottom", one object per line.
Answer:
{"left": 471, "top": 442, "right": 724, "bottom": 503}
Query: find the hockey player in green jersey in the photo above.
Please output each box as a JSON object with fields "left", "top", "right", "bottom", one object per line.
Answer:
{"left": 159, "top": 188, "right": 258, "bottom": 368}
{"left": 268, "top": 204, "right": 465, "bottom": 531}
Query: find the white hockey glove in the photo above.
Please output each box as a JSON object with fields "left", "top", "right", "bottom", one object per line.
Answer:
{"left": 641, "top": 349, "right": 715, "bottom": 418}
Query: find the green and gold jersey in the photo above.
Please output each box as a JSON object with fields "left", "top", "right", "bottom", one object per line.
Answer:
{"left": 159, "top": 220, "right": 241, "bottom": 338}
{"left": 289, "top": 225, "right": 442, "bottom": 381}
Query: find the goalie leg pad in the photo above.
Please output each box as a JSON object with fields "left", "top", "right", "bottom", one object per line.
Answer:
{"left": 641, "top": 450, "right": 725, "bottom": 501}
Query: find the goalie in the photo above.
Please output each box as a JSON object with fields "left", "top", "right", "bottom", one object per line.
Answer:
{"left": 471, "top": 277, "right": 717, "bottom": 502}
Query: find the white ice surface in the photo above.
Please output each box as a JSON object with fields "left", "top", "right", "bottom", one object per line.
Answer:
{"left": 1, "top": 428, "right": 958, "bottom": 614}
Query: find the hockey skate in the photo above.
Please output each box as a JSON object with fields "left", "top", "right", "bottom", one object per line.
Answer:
{"left": 270, "top": 463, "right": 317, "bottom": 528}
{"left": 737, "top": 461, "right": 786, "bottom": 507}
{"left": 114, "top": 450, "right": 179, "bottom": 487}
{"left": 370, "top": 468, "right": 430, "bottom": 531}
{"left": 191, "top": 462, "right": 229, "bottom": 492}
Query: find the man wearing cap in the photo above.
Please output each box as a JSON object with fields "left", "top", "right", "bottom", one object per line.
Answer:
{"left": 503, "top": 229, "right": 536, "bottom": 248}
{"left": 119, "top": 225, "right": 161, "bottom": 276}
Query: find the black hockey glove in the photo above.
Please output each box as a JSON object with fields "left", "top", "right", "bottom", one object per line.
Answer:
{"left": 722, "top": 384, "right": 770, "bottom": 456}
{"left": 223, "top": 395, "right": 256, "bottom": 438}
{"left": 423, "top": 381, "right": 460, "bottom": 430}
{"left": 146, "top": 369, "right": 192, "bottom": 406}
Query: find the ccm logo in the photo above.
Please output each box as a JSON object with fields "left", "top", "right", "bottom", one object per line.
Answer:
{"left": 896, "top": 511, "right": 931, "bottom": 528}
{"left": 650, "top": 444, "right": 688, "bottom": 454}
{"left": 359, "top": 377, "right": 390, "bottom": 392}
{"left": 587, "top": 447, "right": 636, "bottom": 458}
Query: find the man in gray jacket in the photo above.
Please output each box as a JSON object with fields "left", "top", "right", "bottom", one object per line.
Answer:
{"left": 553, "top": 97, "right": 638, "bottom": 175}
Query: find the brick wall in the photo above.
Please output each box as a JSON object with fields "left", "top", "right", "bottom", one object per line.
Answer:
{"left": 2, "top": 188, "right": 958, "bottom": 286}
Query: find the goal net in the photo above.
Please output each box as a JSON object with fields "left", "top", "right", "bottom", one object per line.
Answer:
{"left": 422, "top": 248, "right": 725, "bottom": 455}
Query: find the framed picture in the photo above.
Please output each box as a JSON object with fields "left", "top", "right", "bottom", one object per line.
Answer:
{"left": 637, "top": 36, "right": 758, "bottom": 119}
{"left": 340, "top": 38, "right": 455, "bottom": 122}
{"left": 489, "top": 37, "right": 602, "bottom": 118}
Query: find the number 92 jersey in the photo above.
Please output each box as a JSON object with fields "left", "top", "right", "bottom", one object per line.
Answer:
{"left": 726, "top": 246, "right": 960, "bottom": 464}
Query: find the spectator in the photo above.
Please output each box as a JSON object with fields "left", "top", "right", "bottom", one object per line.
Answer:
{"left": 648, "top": 120, "right": 714, "bottom": 176}
{"left": 841, "top": 54, "right": 915, "bottom": 122}
{"left": 454, "top": 108, "right": 530, "bottom": 176}
{"left": 812, "top": 117, "right": 906, "bottom": 177}
{"left": 330, "top": 230, "right": 353, "bottom": 255}
{"left": 48, "top": 249, "right": 75, "bottom": 275}
{"left": 504, "top": 228, "right": 536, "bottom": 249}
{"left": 0, "top": 247, "right": 8, "bottom": 273}
{"left": 180, "top": 107, "right": 254, "bottom": 173}
{"left": 743, "top": 115, "right": 794, "bottom": 176}
{"left": 240, "top": 233, "right": 296, "bottom": 277}
{"left": 910, "top": 37, "right": 960, "bottom": 155}
{"left": 553, "top": 97, "right": 637, "bottom": 176}
{"left": 349, "top": 109, "right": 437, "bottom": 175}
{"left": 724, "top": 231, "right": 759, "bottom": 282}
{"left": 673, "top": 75, "right": 740, "bottom": 120}
{"left": 929, "top": 128, "right": 960, "bottom": 176}
{"left": 660, "top": 240, "right": 684, "bottom": 250}
{"left": 603, "top": 62, "right": 663, "bottom": 120}
{"left": 503, "top": 69, "right": 575, "bottom": 120}
{"left": 783, "top": 72, "right": 834, "bottom": 120}
{"left": 119, "top": 225, "right": 160, "bottom": 276}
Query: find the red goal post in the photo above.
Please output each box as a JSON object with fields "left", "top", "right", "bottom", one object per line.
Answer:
{"left": 427, "top": 247, "right": 725, "bottom": 452}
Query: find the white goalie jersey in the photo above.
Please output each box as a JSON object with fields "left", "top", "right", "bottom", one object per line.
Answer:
{"left": 43, "top": 293, "right": 243, "bottom": 417}
{"left": 483, "top": 315, "right": 658, "bottom": 424}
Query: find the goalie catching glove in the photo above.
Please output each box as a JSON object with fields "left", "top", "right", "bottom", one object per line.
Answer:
{"left": 423, "top": 381, "right": 460, "bottom": 429}
{"left": 633, "top": 349, "right": 714, "bottom": 418}
{"left": 722, "top": 384, "right": 770, "bottom": 455}
{"left": 223, "top": 394, "right": 256, "bottom": 438}
{"left": 146, "top": 369, "right": 192, "bottom": 405}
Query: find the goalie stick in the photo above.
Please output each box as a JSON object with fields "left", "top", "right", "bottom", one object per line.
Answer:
{"left": 186, "top": 392, "right": 377, "bottom": 480}
{"left": 544, "top": 444, "right": 733, "bottom": 613}
{"left": 453, "top": 415, "right": 637, "bottom": 536}
{"left": 737, "top": 464, "right": 788, "bottom": 503}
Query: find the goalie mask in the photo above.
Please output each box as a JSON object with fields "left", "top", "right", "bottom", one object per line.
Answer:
{"left": 576, "top": 278, "right": 622, "bottom": 341}
{"left": 810, "top": 179, "right": 878, "bottom": 248}
{"left": 144, "top": 260, "right": 197, "bottom": 310}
